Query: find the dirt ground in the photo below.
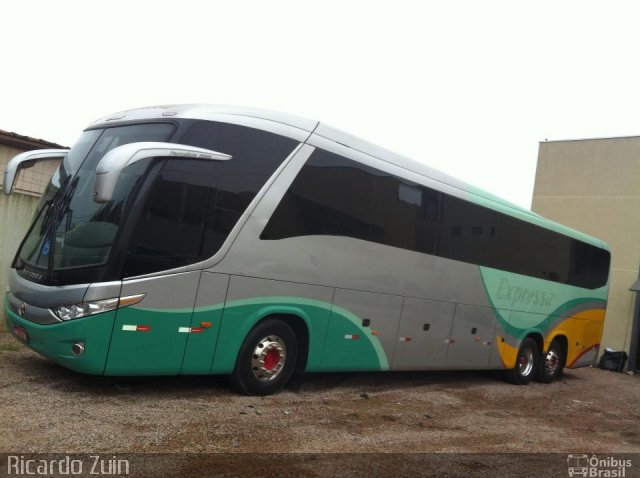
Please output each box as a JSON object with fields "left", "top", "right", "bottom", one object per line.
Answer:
{"left": 1, "top": 329, "right": 639, "bottom": 476}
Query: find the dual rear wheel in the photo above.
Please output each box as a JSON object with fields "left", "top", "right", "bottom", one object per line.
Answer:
{"left": 505, "top": 337, "right": 565, "bottom": 385}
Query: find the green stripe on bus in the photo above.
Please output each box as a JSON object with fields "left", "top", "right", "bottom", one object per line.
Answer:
{"left": 479, "top": 266, "right": 607, "bottom": 339}
{"left": 133, "top": 296, "right": 389, "bottom": 373}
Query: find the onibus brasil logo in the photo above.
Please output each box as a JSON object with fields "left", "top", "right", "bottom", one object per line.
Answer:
{"left": 567, "top": 455, "right": 632, "bottom": 477}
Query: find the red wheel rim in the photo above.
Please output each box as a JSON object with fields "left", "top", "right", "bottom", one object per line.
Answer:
{"left": 264, "top": 349, "right": 280, "bottom": 370}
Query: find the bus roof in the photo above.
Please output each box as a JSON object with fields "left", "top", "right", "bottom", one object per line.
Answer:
{"left": 89, "top": 104, "right": 319, "bottom": 134}
{"left": 89, "top": 104, "right": 608, "bottom": 250}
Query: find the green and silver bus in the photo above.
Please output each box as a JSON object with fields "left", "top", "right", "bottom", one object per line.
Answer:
{"left": 3, "top": 105, "right": 610, "bottom": 395}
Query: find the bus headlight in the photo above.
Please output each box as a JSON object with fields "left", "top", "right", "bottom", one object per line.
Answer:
{"left": 50, "top": 294, "right": 145, "bottom": 321}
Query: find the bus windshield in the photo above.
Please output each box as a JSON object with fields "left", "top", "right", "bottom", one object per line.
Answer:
{"left": 15, "top": 123, "right": 174, "bottom": 277}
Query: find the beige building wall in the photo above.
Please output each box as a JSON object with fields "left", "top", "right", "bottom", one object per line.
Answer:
{"left": 532, "top": 137, "right": 640, "bottom": 357}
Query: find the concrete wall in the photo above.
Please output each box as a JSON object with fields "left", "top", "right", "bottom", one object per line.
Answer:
{"left": 532, "top": 137, "right": 640, "bottom": 355}
{"left": 0, "top": 192, "right": 40, "bottom": 297}
{"left": 0, "top": 142, "right": 59, "bottom": 301}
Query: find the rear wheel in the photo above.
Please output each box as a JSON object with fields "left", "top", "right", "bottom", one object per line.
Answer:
{"left": 230, "top": 319, "right": 297, "bottom": 396}
{"left": 535, "top": 338, "right": 565, "bottom": 383}
{"left": 505, "top": 337, "right": 539, "bottom": 385}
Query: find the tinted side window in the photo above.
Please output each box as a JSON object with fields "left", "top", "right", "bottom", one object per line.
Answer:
{"left": 438, "top": 194, "right": 495, "bottom": 266}
{"left": 262, "top": 149, "right": 443, "bottom": 253}
{"left": 260, "top": 149, "right": 377, "bottom": 240}
{"left": 436, "top": 194, "right": 610, "bottom": 288}
{"left": 590, "top": 248, "right": 611, "bottom": 289}
{"left": 124, "top": 160, "right": 216, "bottom": 276}
{"left": 447, "top": 199, "right": 569, "bottom": 284}
{"left": 178, "top": 121, "right": 298, "bottom": 215}
{"left": 124, "top": 122, "right": 298, "bottom": 277}
{"left": 371, "top": 177, "right": 440, "bottom": 254}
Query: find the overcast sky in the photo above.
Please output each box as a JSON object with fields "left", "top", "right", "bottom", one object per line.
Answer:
{"left": 2, "top": 1, "right": 640, "bottom": 208}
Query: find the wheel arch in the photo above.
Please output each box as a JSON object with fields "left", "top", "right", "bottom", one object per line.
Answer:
{"left": 524, "top": 331, "right": 544, "bottom": 354}
{"left": 212, "top": 300, "right": 328, "bottom": 375}
{"left": 253, "top": 312, "right": 310, "bottom": 373}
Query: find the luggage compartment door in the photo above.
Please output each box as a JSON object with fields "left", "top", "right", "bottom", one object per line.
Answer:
{"left": 445, "top": 304, "right": 497, "bottom": 369}
{"left": 391, "top": 297, "right": 455, "bottom": 370}
{"left": 322, "top": 289, "right": 402, "bottom": 371}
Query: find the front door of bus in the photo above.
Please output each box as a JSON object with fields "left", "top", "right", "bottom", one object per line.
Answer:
{"left": 104, "top": 271, "right": 200, "bottom": 375}
{"left": 103, "top": 154, "right": 225, "bottom": 375}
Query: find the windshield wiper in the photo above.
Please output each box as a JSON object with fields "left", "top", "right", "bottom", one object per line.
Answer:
{"left": 40, "top": 176, "right": 78, "bottom": 283}
{"left": 37, "top": 173, "right": 73, "bottom": 234}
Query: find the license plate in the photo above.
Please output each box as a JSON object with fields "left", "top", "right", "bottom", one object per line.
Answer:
{"left": 12, "top": 325, "right": 28, "bottom": 343}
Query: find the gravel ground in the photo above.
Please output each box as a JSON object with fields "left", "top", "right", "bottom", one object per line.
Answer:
{"left": 1, "top": 329, "right": 639, "bottom": 475}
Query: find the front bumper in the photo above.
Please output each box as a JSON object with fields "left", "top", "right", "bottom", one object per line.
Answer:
{"left": 4, "top": 295, "right": 116, "bottom": 375}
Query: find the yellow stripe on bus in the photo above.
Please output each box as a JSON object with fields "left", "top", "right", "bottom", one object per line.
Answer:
{"left": 497, "top": 308, "right": 606, "bottom": 370}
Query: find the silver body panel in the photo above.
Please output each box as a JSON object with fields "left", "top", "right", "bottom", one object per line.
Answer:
{"left": 84, "top": 281, "right": 122, "bottom": 302}
{"left": 104, "top": 271, "right": 202, "bottom": 375}
{"left": 8, "top": 269, "right": 88, "bottom": 308}
{"left": 119, "top": 271, "right": 201, "bottom": 310}
{"left": 392, "top": 297, "right": 455, "bottom": 370}
{"left": 445, "top": 304, "right": 498, "bottom": 370}
{"left": 328, "top": 289, "right": 403, "bottom": 370}
{"left": 224, "top": 275, "right": 334, "bottom": 305}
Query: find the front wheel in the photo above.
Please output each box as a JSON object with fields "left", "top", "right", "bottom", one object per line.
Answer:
{"left": 230, "top": 319, "right": 298, "bottom": 396}
{"left": 535, "top": 338, "right": 565, "bottom": 383}
{"left": 505, "top": 337, "right": 539, "bottom": 385}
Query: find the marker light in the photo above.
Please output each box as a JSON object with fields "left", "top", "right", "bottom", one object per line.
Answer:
{"left": 50, "top": 294, "right": 145, "bottom": 321}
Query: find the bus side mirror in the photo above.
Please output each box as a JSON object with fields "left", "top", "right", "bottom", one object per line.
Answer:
{"left": 3, "top": 149, "right": 69, "bottom": 195}
{"left": 93, "top": 142, "right": 232, "bottom": 203}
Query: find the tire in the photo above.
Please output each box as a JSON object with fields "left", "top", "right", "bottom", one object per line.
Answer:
{"left": 230, "top": 319, "right": 298, "bottom": 396}
{"left": 535, "top": 338, "right": 565, "bottom": 383}
{"left": 505, "top": 337, "right": 539, "bottom": 385}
